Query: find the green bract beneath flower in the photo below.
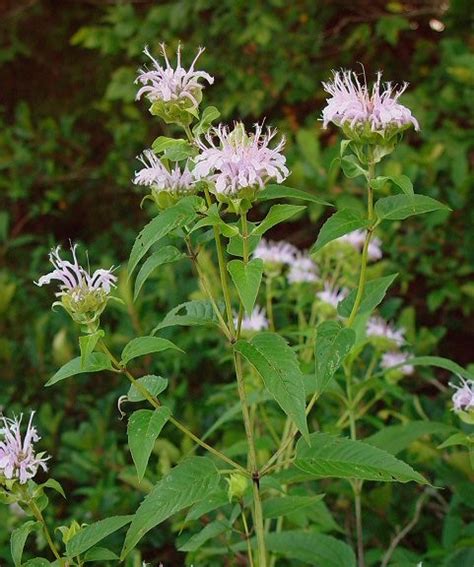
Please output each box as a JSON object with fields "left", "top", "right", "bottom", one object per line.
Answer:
{"left": 35, "top": 244, "right": 117, "bottom": 326}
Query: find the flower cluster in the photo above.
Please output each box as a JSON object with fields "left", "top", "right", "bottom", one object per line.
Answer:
{"left": 322, "top": 70, "right": 419, "bottom": 140}
{"left": 316, "top": 282, "right": 348, "bottom": 309}
{"left": 287, "top": 252, "right": 319, "bottom": 284}
{"left": 136, "top": 44, "right": 213, "bottom": 111}
{"left": 134, "top": 150, "right": 196, "bottom": 196}
{"left": 35, "top": 244, "right": 117, "bottom": 325}
{"left": 337, "top": 229, "right": 382, "bottom": 262}
{"left": 380, "top": 351, "right": 414, "bottom": 376}
{"left": 0, "top": 413, "right": 49, "bottom": 485}
{"left": 237, "top": 306, "right": 269, "bottom": 332}
{"left": 253, "top": 239, "right": 297, "bottom": 268}
{"left": 366, "top": 316, "right": 405, "bottom": 346}
{"left": 194, "top": 122, "right": 289, "bottom": 197}
{"left": 450, "top": 378, "right": 474, "bottom": 413}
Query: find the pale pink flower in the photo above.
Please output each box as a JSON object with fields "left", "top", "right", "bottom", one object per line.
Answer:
{"left": 236, "top": 306, "right": 269, "bottom": 332}
{"left": 316, "top": 282, "right": 347, "bottom": 309}
{"left": 35, "top": 244, "right": 117, "bottom": 298}
{"left": 322, "top": 70, "right": 419, "bottom": 133}
{"left": 287, "top": 252, "right": 319, "bottom": 284}
{"left": 193, "top": 122, "right": 289, "bottom": 195}
{"left": 380, "top": 351, "right": 414, "bottom": 375}
{"left": 0, "top": 412, "right": 49, "bottom": 484}
{"left": 367, "top": 316, "right": 405, "bottom": 346}
{"left": 134, "top": 149, "right": 196, "bottom": 194}
{"left": 253, "top": 239, "right": 297, "bottom": 266}
{"left": 450, "top": 378, "right": 474, "bottom": 412}
{"left": 337, "top": 230, "right": 382, "bottom": 261}
{"left": 136, "top": 44, "right": 213, "bottom": 107}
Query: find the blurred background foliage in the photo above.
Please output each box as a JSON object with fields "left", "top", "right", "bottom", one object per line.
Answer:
{"left": 1, "top": 0, "right": 473, "bottom": 565}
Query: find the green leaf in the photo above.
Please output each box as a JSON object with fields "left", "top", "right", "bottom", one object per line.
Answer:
{"left": 192, "top": 105, "right": 220, "bottom": 136}
{"left": 189, "top": 204, "right": 238, "bottom": 237}
{"left": 366, "top": 421, "right": 455, "bottom": 455}
{"left": 315, "top": 321, "right": 355, "bottom": 394}
{"left": 83, "top": 547, "right": 119, "bottom": 562}
{"left": 259, "top": 184, "right": 332, "bottom": 207}
{"left": 23, "top": 560, "right": 52, "bottom": 567}
{"left": 128, "top": 407, "right": 172, "bottom": 482}
{"left": 370, "top": 174, "right": 414, "bottom": 195}
{"left": 264, "top": 530, "right": 356, "bottom": 567}
{"left": 262, "top": 495, "right": 324, "bottom": 519}
{"left": 252, "top": 204, "right": 306, "bottom": 236}
{"left": 375, "top": 194, "right": 450, "bottom": 221}
{"left": 234, "top": 333, "right": 309, "bottom": 443}
{"left": 121, "top": 336, "right": 183, "bottom": 365}
{"left": 151, "top": 137, "right": 194, "bottom": 160}
{"left": 381, "top": 355, "right": 474, "bottom": 381}
{"left": 179, "top": 520, "right": 229, "bottom": 552}
{"left": 11, "top": 520, "right": 40, "bottom": 567}
{"left": 152, "top": 300, "right": 220, "bottom": 333}
{"left": 66, "top": 515, "right": 133, "bottom": 558}
{"left": 46, "top": 353, "right": 112, "bottom": 387}
{"left": 133, "top": 246, "right": 184, "bottom": 300}
{"left": 79, "top": 330, "right": 104, "bottom": 369}
{"left": 438, "top": 432, "right": 472, "bottom": 450}
{"left": 340, "top": 155, "right": 368, "bottom": 179}
{"left": 338, "top": 273, "right": 398, "bottom": 318}
{"left": 127, "top": 375, "right": 168, "bottom": 402}
{"left": 185, "top": 489, "right": 229, "bottom": 522}
{"left": 121, "top": 457, "right": 220, "bottom": 558}
{"left": 311, "top": 209, "right": 371, "bottom": 253}
{"left": 227, "top": 258, "right": 263, "bottom": 314}
{"left": 295, "top": 432, "right": 427, "bottom": 484}
{"left": 40, "top": 478, "right": 66, "bottom": 499}
{"left": 128, "top": 198, "right": 196, "bottom": 276}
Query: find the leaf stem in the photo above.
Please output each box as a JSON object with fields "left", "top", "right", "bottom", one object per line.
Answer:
{"left": 97, "top": 339, "right": 247, "bottom": 475}
{"left": 28, "top": 499, "right": 62, "bottom": 562}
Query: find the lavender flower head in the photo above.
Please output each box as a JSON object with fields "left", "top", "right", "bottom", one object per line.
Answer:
{"left": 380, "top": 351, "right": 414, "bottom": 376}
{"left": 366, "top": 316, "right": 405, "bottom": 347}
{"left": 193, "top": 122, "right": 289, "bottom": 197}
{"left": 237, "top": 306, "right": 269, "bottom": 332}
{"left": 253, "top": 239, "right": 297, "bottom": 268}
{"left": 35, "top": 244, "right": 117, "bottom": 324}
{"left": 322, "top": 70, "right": 419, "bottom": 139}
{"left": 337, "top": 229, "right": 382, "bottom": 261}
{"left": 134, "top": 149, "right": 196, "bottom": 195}
{"left": 316, "top": 282, "right": 347, "bottom": 309}
{"left": 0, "top": 412, "right": 49, "bottom": 484}
{"left": 287, "top": 252, "right": 319, "bottom": 284}
{"left": 450, "top": 378, "right": 474, "bottom": 413}
{"left": 136, "top": 44, "right": 213, "bottom": 108}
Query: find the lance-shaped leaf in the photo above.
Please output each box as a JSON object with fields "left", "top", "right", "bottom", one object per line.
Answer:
{"left": 127, "top": 375, "right": 168, "bottom": 402}
{"left": 121, "top": 336, "right": 183, "bottom": 365}
{"left": 311, "top": 209, "right": 371, "bottom": 254}
{"left": 315, "top": 321, "right": 355, "bottom": 394}
{"left": 121, "top": 457, "right": 220, "bottom": 558}
{"left": 380, "top": 355, "right": 474, "bottom": 381}
{"left": 152, "top": 300, "right": 220, "bottom": 333}
{"left": 46, "top": 353, "right": 113, "bottom": 387}
{"left": 11, "top": 521, "right": 40, "bottom": 567}
{"left": 179, "top": 520, "right": 229, "bottom": 552}
{"left": 375, "top": 194, "right": 450, "bottom": 221}
{"left": 262, "top": 495, "right": 325, "bottom": 519}
{"left": 128, "top": 198, "right": 197, "bottom": 276}
{"left": 134, "top": 245, "right": 185, "bottom": 300}
{"left": 66, "top": 515, "right": 133, "bottom": 558}
{"left": 370, "top": 174, "right": 414, "bottom": 195}
{"left": 227, "top": 258, "right": 263, "bottom": 314}
{"left": 128, "top": 408, "right": 172, "bottom": 481}
{"left": 337, "top": 273, "right": 398, "bottom": 318}
{"left": 79, "top": 330, "right": 104, "bottom": 369}
{"left": 295, "top": 432, "right": 427, "bottom": 484}
{"left": 234, "top": 333, "right": 309, "bottom": 443}
{"left": 252, "top": 204, "right": 306, "bottom": 236}
{"left": 259, "top": 184, "right": 332, "bottom": 206}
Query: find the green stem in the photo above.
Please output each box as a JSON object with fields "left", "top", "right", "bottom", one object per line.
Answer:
{"left": 347, "top": 161, "right": 375, "bottom": 329}
{"left": 233, "top": 352, "right": 267, "bottom": 565}
{"left": 98, "top": 339, "right": 247, "bottom": 475}
{"left": 28, "top": 499, "right": 62, "bottom": 562}
{"left": 241, "top": 505, "right": 256, "bottom": 567}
